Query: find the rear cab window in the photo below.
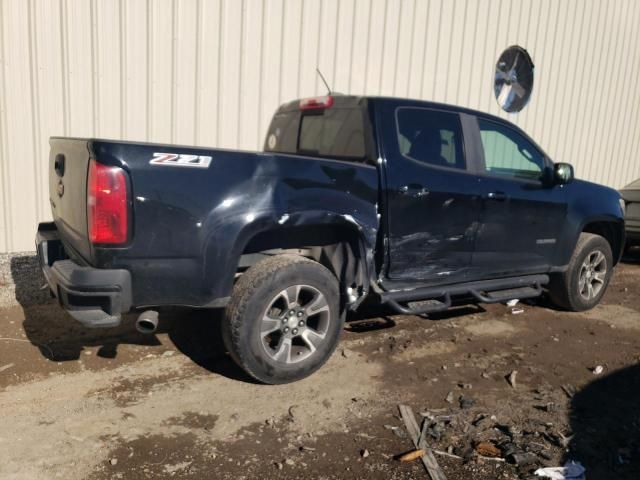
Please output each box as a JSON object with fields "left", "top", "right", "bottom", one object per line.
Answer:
{"left": 264, "top": 96, "right": 373, "bottom": 164}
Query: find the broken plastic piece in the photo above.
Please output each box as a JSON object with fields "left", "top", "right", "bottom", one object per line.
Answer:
{"left": 534, "top": 461, "right": 586, "bottom": 479}
{"left": 399, "top": 449, "right": 425, "bottom": 462}
{"left": 475, "top": 442, "right": 501, "bottom": 458}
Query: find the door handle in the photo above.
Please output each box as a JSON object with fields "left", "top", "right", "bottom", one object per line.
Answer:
{"left": 399, "top": 185, "right": 430, "bottom": 197}
{"left": 485, "top": 191, "right": 507, "bottom": 201}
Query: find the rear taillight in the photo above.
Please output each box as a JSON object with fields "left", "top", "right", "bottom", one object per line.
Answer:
{"left": 88, "top": 159, "right": 129, "bottom": 245}
{"left": 299, "top": 95, "right": 334, "bottom": 110}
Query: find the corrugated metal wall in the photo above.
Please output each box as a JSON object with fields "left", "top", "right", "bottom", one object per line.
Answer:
{"left": 1, "top": 0, "right": 639, "bottom": 253}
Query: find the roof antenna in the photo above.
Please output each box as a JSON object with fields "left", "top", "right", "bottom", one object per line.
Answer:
{"left": 316, "top": 67, "right": 332, "bottom": 95}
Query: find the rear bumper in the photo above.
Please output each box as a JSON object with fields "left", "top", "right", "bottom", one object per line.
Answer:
{"left": 36, "top": 222, "right": 132, "bottom": 328}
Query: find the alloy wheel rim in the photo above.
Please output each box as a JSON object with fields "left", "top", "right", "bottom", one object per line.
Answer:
{"left": 260, "top": 285, "right": 331, "bottom": 364}
{"left": 578, "top": 250, "right": 607, "bottom": 300}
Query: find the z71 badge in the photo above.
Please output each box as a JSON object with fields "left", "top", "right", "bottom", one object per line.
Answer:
{"left": 149, "top": 153, "right": 212, "bottom": 168}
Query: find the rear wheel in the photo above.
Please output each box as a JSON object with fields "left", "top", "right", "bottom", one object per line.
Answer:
{"left": 548, "top": 233, "right": 613, "bottom": 311}
{"left": 222, "top": 254, "right": 342, "bottom": 384}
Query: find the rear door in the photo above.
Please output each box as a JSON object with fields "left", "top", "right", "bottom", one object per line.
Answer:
{"left": 472, "top": 117, "right": 568, "bottom": 276}
{"left": 48, "top": 138, "right": 93, "bottom": 261}
{"left": 379, "top": 100, "right": 483, "bottom": 285}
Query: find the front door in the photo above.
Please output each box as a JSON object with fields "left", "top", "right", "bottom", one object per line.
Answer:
{"left": 473, "top": 117, "right": 568, "bottom": 277}
{"left": 380, "top": 102, "right": 483, "bottom": 285}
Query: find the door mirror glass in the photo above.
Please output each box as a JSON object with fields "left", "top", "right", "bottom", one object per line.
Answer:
{"left": 554, "top": 162, "right": 574, "bottom": 185}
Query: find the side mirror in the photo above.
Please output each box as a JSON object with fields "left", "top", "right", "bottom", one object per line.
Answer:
{"left": 554, "top": 162, "right": 574, "bottom": 185}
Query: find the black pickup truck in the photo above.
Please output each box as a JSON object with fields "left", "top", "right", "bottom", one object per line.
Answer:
{"left": 36, "top": 95, "right": 625, "bottom": 383}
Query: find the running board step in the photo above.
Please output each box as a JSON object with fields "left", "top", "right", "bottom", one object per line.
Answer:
{"left": 386, "top": 294, "right": 452, "bottom": 315}
{"left": 380, "top": 274, "right": 548, "bottom": 315}
{"left": 471, "top": 285, "right": 542, "bottom": 303}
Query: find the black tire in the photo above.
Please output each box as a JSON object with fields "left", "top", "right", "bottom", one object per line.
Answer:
{"left": 548, "top": 233, "right": 613, "bottom": 312}
{"left": 222, "top": 254, "right": 343, "bottom": 384}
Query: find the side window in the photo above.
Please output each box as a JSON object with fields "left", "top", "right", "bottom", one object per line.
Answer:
{"left": 396, "top": 108, "right": 466, "bottom": 170}
{"left": 478, "top": 118, "right": 545, "bottom": 181}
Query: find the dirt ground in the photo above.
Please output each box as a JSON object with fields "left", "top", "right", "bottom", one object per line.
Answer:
{"left": 1, "top": 255, "right": 640, "bottom": 480}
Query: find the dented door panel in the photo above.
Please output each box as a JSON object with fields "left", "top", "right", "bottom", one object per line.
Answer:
{"left": 376, "top": 99, "right": 483, "bottom": 284}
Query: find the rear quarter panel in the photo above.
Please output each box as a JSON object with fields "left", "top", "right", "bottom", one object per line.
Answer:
{"left": 89, "top": 140, "right": 379, "bottom": 307}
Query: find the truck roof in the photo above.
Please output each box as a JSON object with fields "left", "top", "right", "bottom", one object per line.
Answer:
{"left": 276, "top": 94, "right": 511, "bottom": 125}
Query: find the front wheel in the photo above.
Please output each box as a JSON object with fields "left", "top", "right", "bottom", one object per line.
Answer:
{"left": 222, "top": 254, "right": 343, "bottom": 384}
{"left": 548, "top": 233, "right": 613, "bottom": 311}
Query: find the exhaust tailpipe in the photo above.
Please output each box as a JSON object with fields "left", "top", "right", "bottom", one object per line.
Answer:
{"left": 136, "top": 310, "right": 159, "bottom": 334}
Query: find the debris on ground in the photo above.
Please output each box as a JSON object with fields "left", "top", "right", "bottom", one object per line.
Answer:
{"left": 508, "top": 451, "right": 537, "bottom": 466}
{"left": 506, "top": 299, "right": 520, "bottom": 307}
{"left": 387, "top": 393, "right": 582, "bottom": 477}
{"left": 534, "top": 461, "right": 586, "bottom": 479}
{"left": 287, "top": 405, "right": 299, "bottom": 421}
{"left": 592, "top": 365, "right": 604, "bottom": 375}
{"left": 511, "top": 308, "right": 525, "bottom": 315}
{"left": 398, "top": 404, "right": 447, "bottom": 480}
{"left": 561, "top": 384, "right": 576, "bottom": 398}
{"left": 474, "top": 442, "right": 501, "bottom": 458}
{"left": 506, "top": 370, "right": 518, "bottom": 389}
{"left": 0, "top": 363, "right": 14, "bottom": 373}
{"left": 458, "top": 396, "right": 475, "bottom": 409}
{"left": 398, "top": 449, "right": 425, "bottom": 462}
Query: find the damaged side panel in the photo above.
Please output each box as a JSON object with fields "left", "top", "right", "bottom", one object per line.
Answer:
{"left": 375, "top": 100, "right": 484, "bottom": 286}
{"left": 199, "top": 153, "right": 380, "bottom": 306}
{"left": 88, "top": 140, "right": 380, "bottom": 308}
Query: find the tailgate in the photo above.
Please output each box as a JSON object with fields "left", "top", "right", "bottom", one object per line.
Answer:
{"left": 49, "top": 137, "right": 92, "bottom": 261}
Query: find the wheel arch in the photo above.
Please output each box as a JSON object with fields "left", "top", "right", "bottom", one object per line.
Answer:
{"left": 237, "top": 220, "right": 375, "bottom": 310}
{"left": 581, "top": 219, "right": 625, "bottom": 265}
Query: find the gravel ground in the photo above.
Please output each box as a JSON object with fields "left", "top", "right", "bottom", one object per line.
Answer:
{"left": 1, "top": 254, "right": 639, "bottom": 479}
{"left": 0, "top": 252, "right": 49, "bottom": 309}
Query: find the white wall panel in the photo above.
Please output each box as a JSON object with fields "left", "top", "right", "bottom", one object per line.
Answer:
{"left": 95, "top": 0, "right": 122, "bottom": 139}
{"left": 240, "top": 0, "right": 265, "bottom": 149}
{"left": 124, "top": 0, "right": 150, "bottom": 141}
{"left": 0, "top": 0, "right": 11, "bottom": 252}
{"left": 0, "top": 0, "right": 639, "bottom": 252}
{"left": 196, "top": 0, "right": 222, "bottom": 147}
{"left": 149, "top": 0, "right": 173, "bottom": 142}
{"left": 2, "top": 0, "right": 37, "bottom": 252}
